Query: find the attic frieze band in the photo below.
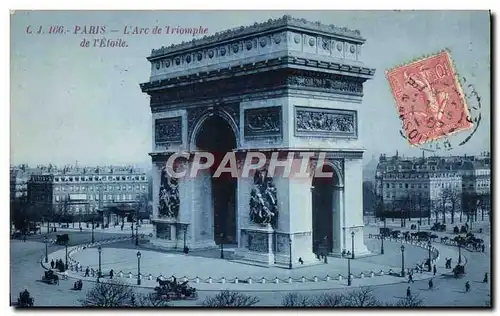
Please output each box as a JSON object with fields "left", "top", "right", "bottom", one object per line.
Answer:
{"left": 149, "top": 15, "right": 365, "bottom": 59}
{"left": 145, "top": 70, "right": 367, "bottom": 106}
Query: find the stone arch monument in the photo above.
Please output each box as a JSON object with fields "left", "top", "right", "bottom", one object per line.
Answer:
{"left": 140, "top": 15, "right": 375, "bottom": 267}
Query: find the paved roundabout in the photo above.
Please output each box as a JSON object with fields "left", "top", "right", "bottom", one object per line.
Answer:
{"left": 44, "top": 235, "right": 442, "bottom": 291}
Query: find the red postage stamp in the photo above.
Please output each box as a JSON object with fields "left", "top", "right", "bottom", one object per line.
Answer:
{"left": 386, "top": 50, "right": 473, "bottom": 146}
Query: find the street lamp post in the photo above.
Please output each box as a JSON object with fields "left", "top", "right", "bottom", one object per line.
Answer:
{"left": 342, "top": 250, "right": 352, "bottom": 286}
{"left": 288, "top": 236, "right": 293, "bottom": 269}
{"left": 381, "top": 218, "right": 386, "bottom": 255}
{"left": 135, "top": 221, "right": 139, "bottom": 246}
{"left": 91, "top": 219, "right": 95, "bottom": 244}
{"left": 427, "top": 240, "right": 432, "bottom": 272}
{"left": 351, "top": 231, "right": 355, "bottom": 259}
{"left": 98, "top": 246, "right": 102, "bottom": 278}
{"left": 458, "top": 243, "right": 462, "bottom": 264}
{"left": 400, "top": 245, "right": 405, "bottom": 277}
{"left": 183, "top": 226, "right": 187, "bottom": 252}
{"left": 65, "top": 242, "right": 68, "bottom": 270}
{"left": 219, "top": 233, "right": 224, "bottom": 259}
{"left": 137, "top": 251, "right": 141, "bottom": 285}
{"left": 44, "top": 236, "right": 48, "bottom": 263}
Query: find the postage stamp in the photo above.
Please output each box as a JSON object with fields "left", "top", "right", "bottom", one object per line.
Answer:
{"left": 386, "top": 50, "right": 473, "bottom": 146}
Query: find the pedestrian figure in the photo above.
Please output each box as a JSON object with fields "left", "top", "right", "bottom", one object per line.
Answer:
{"left": 85, "top": 267, "right": 90, "bottom": 277}
{"left": 23, "top": 234, "right": 26, "bottom": 242}
{"left": 406, "top": 286, "right": 411, "bottom": 298}
{"left": 408, "top": 273, "right": 414, "bottom": 283}
{"left": 428, "top": 278, "right": 434, "bottom": 290}
{"left": 433, "top": 265, "right": 437, "bottom": 276}
{"left": 50, "top": 259, "right": 55, "bottom": 269}
{"left": 465, "top": 281, "right": 470, "bottom": 293}
{"left": 483, "top": 273, "right": 488, "bottom": 283}
{"left": 80, "top": 227, "right": 83, "bottom": 232}
{"left": 482, "top": 244, "right": 485, "bottom": 252}
{"left": 110, "top": 269, "right": 114, "bottom": 279}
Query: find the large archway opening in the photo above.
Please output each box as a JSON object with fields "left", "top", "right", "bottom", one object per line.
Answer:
{"left": 311, "top": 164, "right": 336, "bottom": 255}
{"left": 195, "top": 114, "right": 237, "bottom": 245}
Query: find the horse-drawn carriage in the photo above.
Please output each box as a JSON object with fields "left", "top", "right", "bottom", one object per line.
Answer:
{"left": 42, "top": 270, "right": 59, "bottom": 285}
{"left": 431, "top": 223, "right": 446, "bottom": 232}
{"left": 55, "top": 234, "right": 69, "bottom": 245}
{"left": 453, "top": 264, "right": 466, "bottom": 277}
{"left": 16, "top": 290, "right": 34, "bottom": 307}
{"left": 155, "top": 278, "right": 197, "bottom": 300}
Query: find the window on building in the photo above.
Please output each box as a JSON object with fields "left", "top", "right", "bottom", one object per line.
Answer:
{"left": 128, "top": 185, "right": 132, "bottom": 190}
{"left": 128, "top": 194, "right": 132, "bottom": 200}
{"left": 418, "top": 184, "right": 422, "bottom": 188}
{"left": 410, "top": 184, "right": 414, "bottom": 188}
{"left": 127, "top": 176, "right": 130, "bottom": 180}
{"left": 141, "top": 176, "right": 145, "bottom": 180}
{"left": 399, "top": 184, "right": 402, "bottom": 188}
{"left": 135, "top": 185, "right": 139, "bottom": 190}
{"left": 386, "top": 183, "right": 390, "bottom": 188}
{"left": 55, "top": 195, "right": 60, "bottom": 202}
{"left": 55, "top": 187, "right": 59, "bottom": 191}
{"left": 82, "top": 186, "right": 85, "bottom": 191}
{"left": 95, "top": 194, "right": 99, "bottom": 200}
{"left": 122, "top": 176, "right": 126, "bottom": 181}
{"left": 108, "top": 194, "right": 112, "bottom": 200}
{"left": 90, "top": 186, "right": 93, "bottom": 191}
{"left": 122, "top": 194, "right": 126, "bottom": 200}
{"left": 405, "top": 183, "right": 409, "bottom": 188}
{"left": 122, "top": 185, "right": 126, "bottom": 190}
{"left": 69, "top": 177, "right": 73, "bottom": 182}
{"left": 108, "top": 185, "right": 112, "bottom": 190}
{"left": 55, "top": 177, "right": 59, "bottom": 182}
{"left": 391, "top": 184, "right": 395, "bottom": 188}
{"left": 103, "top": 195, "right": 107, "bottom": 201}
{"left": 90, "top": 195, "right": 94, "bottom": 201}
{"left": 142, "top": 185, "right": 146, "bottom": 191}
{"left": 117, "top": 185, "right": 120, "bottom": 191}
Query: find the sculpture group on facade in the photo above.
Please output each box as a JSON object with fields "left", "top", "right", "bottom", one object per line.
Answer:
{"left": 158, "top": 168, "right": 180, "bottom": 218}
{"left": 249, "top": 169, "right": 278, "bottom": 227}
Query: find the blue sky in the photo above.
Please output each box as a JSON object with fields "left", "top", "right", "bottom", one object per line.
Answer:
{"left": 10, "top": 10, "right": 491, "bottom": 166}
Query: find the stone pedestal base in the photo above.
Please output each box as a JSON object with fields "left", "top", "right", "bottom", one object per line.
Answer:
{"left": 236, "top": 224, "right": 275, "bottom": 265}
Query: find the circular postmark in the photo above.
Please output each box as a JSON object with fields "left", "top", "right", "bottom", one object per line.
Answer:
{"left": 398, "top": 76, "right": 482, "bottom": 152}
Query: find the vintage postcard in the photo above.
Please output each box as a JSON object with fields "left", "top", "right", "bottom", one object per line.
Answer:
{"left": 10, "top": 10, "right": 491, "bottom": 308}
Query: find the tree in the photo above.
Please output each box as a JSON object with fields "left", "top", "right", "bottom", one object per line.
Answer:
{"left": 363, "top": 181, "right": 377, "bottom": 216}
{"left": 282, "top": 288, "right": 380, "bottom": 307}
{"left": 389, "top": 293, "right": 423, "bottom": 307}
{"left": 201, "top": 290, "right": 259, "bottom": 307}
{"left": 440, "top": 188, "right": 461, "bottom": 224}
{"left": 80, "top": 281, "right": 136, "bottom": 307}
{"left": 133, "top": 292, "right": 170, "bottom": 307}
{"left": 342, "top": 287, "right": 380, "bottom": 307}
{"left": 462, "top": 192, "right": 480, "bottom": 223}
{"left": 281, "top": 293, "right": 314, "bottom": 307}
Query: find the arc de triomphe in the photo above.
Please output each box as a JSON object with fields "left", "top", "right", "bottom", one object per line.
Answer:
{"left": 140, "top": 16, "right": 375, "bottom": 267}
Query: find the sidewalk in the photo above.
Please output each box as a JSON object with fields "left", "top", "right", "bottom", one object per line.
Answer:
{"left": 43, "top": 237, "right": 456, "bottom": 292}
{"left": 40, "top": 223, "right": 154, "bottom": 235}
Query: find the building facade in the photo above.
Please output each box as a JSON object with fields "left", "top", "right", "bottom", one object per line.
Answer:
{"left": 140, "top": 16, "right": 376, "bottom": 267}
{"left": 375, "top": 152, "right": 491, "bottom": 219}
{"left": 27, "top": 166, "right": 149, "bottom": 219}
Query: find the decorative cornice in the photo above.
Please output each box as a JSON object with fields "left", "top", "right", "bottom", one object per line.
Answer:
{"left": 149, "top": 15, "right": 364, "bottom": 59}
{"left": 140, "top": 57, "right": 375, "bottom": 93}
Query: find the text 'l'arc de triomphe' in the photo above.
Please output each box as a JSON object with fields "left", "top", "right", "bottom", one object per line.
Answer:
{"left": 140, "top": 16, "right": 375, "bottom": 268}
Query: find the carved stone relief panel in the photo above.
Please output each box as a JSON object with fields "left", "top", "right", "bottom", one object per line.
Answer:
{"left": 247, "top": 231, "right": 269, "bottom": 253}
{"left": 294, "top": 106, "right": 357, "bottom": 138}
{"left": 244, "top": 106, "right": 282, "bottom": 139}
{"left": 155, "top": 117, "right": 182, "bottom": 144}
